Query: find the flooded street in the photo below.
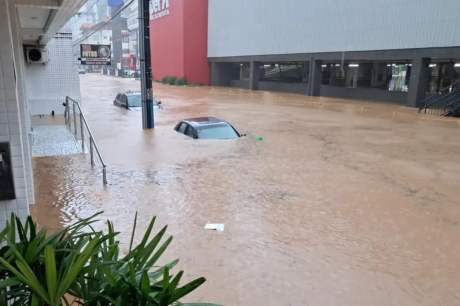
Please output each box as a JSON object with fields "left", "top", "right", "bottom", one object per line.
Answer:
{"left": 32, "top": 74, "right": 460, "bottom": 305}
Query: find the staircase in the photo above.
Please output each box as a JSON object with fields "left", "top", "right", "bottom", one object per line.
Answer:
{"left": 419, "top": 84, "right": 460, "bottom": 117}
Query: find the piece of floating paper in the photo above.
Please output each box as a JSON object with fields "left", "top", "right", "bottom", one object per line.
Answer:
{"left": 204, "top": 223, "right": 225, "bottom": 232}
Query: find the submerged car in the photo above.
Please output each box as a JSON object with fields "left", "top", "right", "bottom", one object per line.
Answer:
{"left": 114, "top": 91, "right": 161, "bottom": 109}
{"left": 174, "top": 117, "right": 242, "bottom": 139}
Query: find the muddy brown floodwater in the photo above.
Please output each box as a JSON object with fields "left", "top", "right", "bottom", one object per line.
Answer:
{"left": 32, "top": 74, "right": 460, "bottom": 306}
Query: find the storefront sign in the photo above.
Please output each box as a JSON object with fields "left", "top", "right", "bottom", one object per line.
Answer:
{"left": 150, "top": 0, "right": 170, "bottom": 21}
{"left": 80, "top": 44, "right": 111, "bottom": 65}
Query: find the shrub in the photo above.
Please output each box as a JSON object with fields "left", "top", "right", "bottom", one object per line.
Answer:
{"left": 167, "top": 76, "right": 177, "bottom": 85}
{"left": 0, "top": 213, "right": 219, "bottom": 306}
{"left": 161, "top": 76, "right": 170, "bottom": 84}
{"left": 175, "top": 77, "right": 188, "bottom": 86}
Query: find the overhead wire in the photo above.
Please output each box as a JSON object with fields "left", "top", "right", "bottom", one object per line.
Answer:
{"left": 73, "top": 0, "right": 136, "bottom": 46}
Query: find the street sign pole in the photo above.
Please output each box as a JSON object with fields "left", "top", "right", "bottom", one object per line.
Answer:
{"left": 139, "top": 0, "right": 154, "bottom": 129}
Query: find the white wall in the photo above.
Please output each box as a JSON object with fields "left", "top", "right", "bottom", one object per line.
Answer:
{"left": 208, "top": 0, "right": 460, "bottom": 57}
{"left": 26, "top": 34, "right": 81, "bottom": 115}
{"left": 0, "top": 0, "right": 32, "bottom": 228}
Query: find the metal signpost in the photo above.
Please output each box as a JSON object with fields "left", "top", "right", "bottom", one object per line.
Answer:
{"left": 139, "top": 0, "right": 154, "bottom": 129}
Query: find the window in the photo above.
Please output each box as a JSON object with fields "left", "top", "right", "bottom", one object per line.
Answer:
{"left": 127, "top": 94, "right": 142, "bottom": 107}
{"left": 197, "top": 124, "right": 239, "bottom": 139}
{"left": 260, "top": 62, "right": 306, "bottom": 83}
{"left": 185, "top": 126, "right": 195, "bottom": 138}
{"left": 178, "top": 123, "right": 187, "bottom": 134}
{"left": 121, "top": 95, "right": 128, "bottom": 107}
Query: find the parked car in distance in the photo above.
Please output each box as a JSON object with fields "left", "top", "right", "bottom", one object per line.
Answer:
{"left": 78, "top": 68, "right": 86, "bottom": 74}
{"left": 113, "top": 91, "right": 161, "bottom": 109}
{"left": 174, "top": 117, "right": 242, "bottom": 139}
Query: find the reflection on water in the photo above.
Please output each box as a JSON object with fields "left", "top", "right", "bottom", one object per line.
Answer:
{"left": 32, "top": 74, "right": 460, "bottom": 306}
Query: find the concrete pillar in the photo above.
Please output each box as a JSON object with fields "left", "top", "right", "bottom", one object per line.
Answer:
{"left": 407, "top": 57, "right": 430, "bottom": 107}
{"left": 371, "top": 63, "right": 388, "bottom": 88}
{"left": 249, "top": 61, "right": 261, "bottom": 90}
{"left": 329, "top": 65, "right": 337, "bottom": 86}
{"left": 210, "top": 62, "right": 233, "bottom": 86}
{"left": 308, "top": 59, "right": 322, "bottom": 96}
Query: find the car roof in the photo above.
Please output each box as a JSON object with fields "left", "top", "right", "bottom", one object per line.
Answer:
{"left": 120, "top": 91, "right": 141, "bottom": 96}
{"left": 181, "top": 117, "right": 230, "bottom": 128}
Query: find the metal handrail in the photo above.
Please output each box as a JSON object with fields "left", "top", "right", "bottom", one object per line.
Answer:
{"left": 420, "top": 88, "right": 460, "bottom": 115}
{"left": 419, "top": 80, "right": 460, "bottom": 113}
{"left": 64, "top": 96, "right": 107, "bottom": 185}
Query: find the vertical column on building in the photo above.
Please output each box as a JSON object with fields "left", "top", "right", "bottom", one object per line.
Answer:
{"left": 371, "top": 63, "right": 381, "bottom": 88}
{"left": 8, "top": 0, "right": 34, "bottom": 205}
{"left": 308, "top": 58, "right": 322, "bottom": 96}
{"left": 304, "top": 61, "right": 310, "bottom": 93}
{"left": 407, "top": 57, "right": 430, "bottom": 107}
{"left": 0, "top": 0, "right": 30, "bottom": 227}
{"left": 249, "top": 61, "right": 260, "bottom": 90}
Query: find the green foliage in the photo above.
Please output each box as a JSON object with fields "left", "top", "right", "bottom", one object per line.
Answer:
{"left": 161, "top": 76, "right": 188, "bottom": 86}
{"left": 161, "top": 76, "right": 170, "bottom": 84}
{"left": 175, "top": 77, "right": 188, "bottom": 86}
{"left": 0, "top": 213, "right": 219, "bottom": 306}
{"left": 167, "top": 76, "right": 177, "bottom": 85}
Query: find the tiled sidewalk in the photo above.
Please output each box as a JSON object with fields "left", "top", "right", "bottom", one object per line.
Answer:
{"left": 32, "top": 125, "right": 81, "bottom": 157}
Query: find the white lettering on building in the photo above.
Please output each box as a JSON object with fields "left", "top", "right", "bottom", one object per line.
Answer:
{"left": 150, "top": 0, "right": 170, "bottom": 21}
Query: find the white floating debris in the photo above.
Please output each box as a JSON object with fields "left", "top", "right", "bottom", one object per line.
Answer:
{"left": 204, "top": 223, "right": 225, "bottom": 232}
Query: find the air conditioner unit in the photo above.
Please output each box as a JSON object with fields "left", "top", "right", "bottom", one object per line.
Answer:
{"left": 25, "top": 47, "right": 48, "bottom": 64}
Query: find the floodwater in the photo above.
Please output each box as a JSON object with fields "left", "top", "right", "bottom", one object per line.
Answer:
{"left": 32, "top": 74, "right": 460, "bottom": 306}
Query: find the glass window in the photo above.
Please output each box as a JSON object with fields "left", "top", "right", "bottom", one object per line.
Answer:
{"left": 260, "top": 62, "right": 306, "bottom": 83}
{"left": 197, "top": 124, "right": 239, "bottom": 139}
{"left": 127, "top": 94, "right": 142, "bottom": 107}
{"left": 120, "top": 95, "right": 127, "bottom": 106}
{"left": 185, "top": 126, "right": 195, "bottom": 138}
{"left": 178, "top": 123, "right": 187, "bottom": 134}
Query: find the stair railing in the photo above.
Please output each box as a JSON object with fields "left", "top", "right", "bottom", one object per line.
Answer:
{"left": 64, "top": 96, "right": 107, "bottom": 185}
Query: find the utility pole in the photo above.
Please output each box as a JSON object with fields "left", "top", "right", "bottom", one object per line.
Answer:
{"left": 139, "top": 0, "right": 154, "bottom": 129}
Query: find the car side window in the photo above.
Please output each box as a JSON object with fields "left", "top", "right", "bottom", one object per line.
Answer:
{"left": 122, "top": 95, "right": 128, "bottom": 107}
{"left": 115, "top": 94, "right": 120, "bottom": 103}
{"left": 178, "top": 123, "right": 187, "bottom": 134}
{"left": 185, "top": 126, "right": 195, "bottom": 138}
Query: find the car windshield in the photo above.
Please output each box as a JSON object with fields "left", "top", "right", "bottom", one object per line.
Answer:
{"left": 197, "top": 124, "right": 239, "bottom": 139}
{"left": 127, "top": 94, "right": 142, "bottom": 107}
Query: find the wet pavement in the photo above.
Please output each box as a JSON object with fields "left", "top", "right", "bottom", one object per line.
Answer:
{"left": 32, "top": 74, "right": 460, "bottom": 306}
{"left": 32, "top": 124, "right": 81, "bottom": 157}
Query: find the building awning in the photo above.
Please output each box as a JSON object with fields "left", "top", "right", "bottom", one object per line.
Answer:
{"left": 15, "top": 0, "right": 88, "bottom": 45}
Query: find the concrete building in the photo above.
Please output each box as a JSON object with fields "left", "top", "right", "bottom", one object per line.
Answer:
{"left": 26, "top": 33, "right": 81, "bottom": 115}
{"left": 0, "top": 0, "right": 86, "bottom": 227}
{"left": 208, "top": 0, "right": 460, "bottom": 106}
{"left": 150, "top": 0, "right": 210, "bottom": 85}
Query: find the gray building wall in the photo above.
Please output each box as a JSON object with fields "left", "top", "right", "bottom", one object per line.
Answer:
{"left": 208, "top": 0, "right": 460, "bottom": 57}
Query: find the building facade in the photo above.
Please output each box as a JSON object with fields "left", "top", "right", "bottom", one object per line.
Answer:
{"left": 26, "top": 33, "right": 81, "bottom": 115}
{"left": 208, "top": 0, "right": 460, "bottom": 106}
{"left": 0, "top": 0, "right": 86, "bottom": 228}
{"left": 150, "top": 0, "right": 209, "bottom": 85}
